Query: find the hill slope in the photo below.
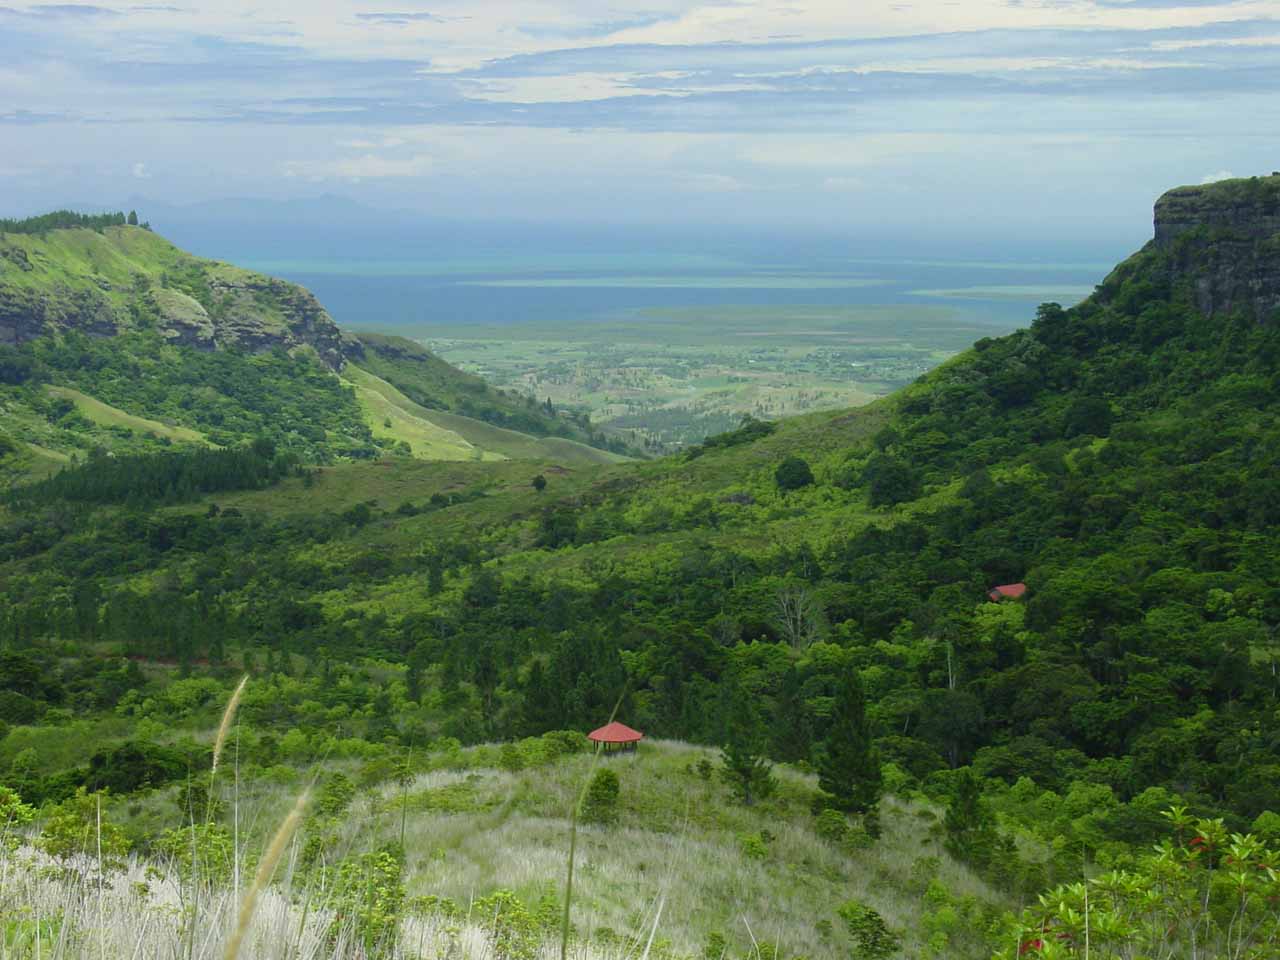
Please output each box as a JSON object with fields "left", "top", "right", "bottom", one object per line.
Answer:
{"left": 4, "top": 176, "right": 1280, "bottom": 959}
{"left": 0, "top": 216, "right": 625, "bottom": 475}
{"left": 0, "top": 731, "right": 1008, "bottom": 960}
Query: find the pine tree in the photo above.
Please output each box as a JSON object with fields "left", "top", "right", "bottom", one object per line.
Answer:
{"left": 719, "top": 682, "right": 775, "bottom": 806}
{"left": 426, "top": 554, "right": 444, "bottom": 596}
{"left": 943, "top": 767, "right": 999, "bottom": 868}
{"left": 817, "top": 669, "right": 882, "bottom": 814}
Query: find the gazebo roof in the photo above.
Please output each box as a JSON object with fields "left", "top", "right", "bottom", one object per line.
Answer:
{"left": 588, "top": 721, "right": 644, "bottom": 744}
{"left": 988, "top": 582, "right": 1028, "bottom": 601}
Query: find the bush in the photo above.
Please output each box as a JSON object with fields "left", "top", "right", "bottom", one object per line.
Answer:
{"left": 542, "top": 730, "right": 589, "bottom": 756}
{"left": 316, "top": 772, "right": 356, "bottom": 816}
{"left": 739, "top": 831, "right": 768, "bottom": 860}
{"left": 863, "top": 454, "right": 921, "bottom": 507}
{"left": 775, "top": 456, "right": 815, "bottom": 492}
{"left": 86, "top": 740, "right": 190, "bottom": 794}
{"left": 837, "top": 901, "right": 900, "bottom": 960}
{"left": 499, "top": 742, "right": 526, "bottom": 771}
{"left": 580, "top": 767, "right": 620, "bottom": 824}
{"left": 38, "top": 788, "right": 130, "bottom": 868}
{"left": 0, "top": 691, "right": 41, "bottom": 725}
{"left": 814, "top": 808, "right": 849, "bottom": 844}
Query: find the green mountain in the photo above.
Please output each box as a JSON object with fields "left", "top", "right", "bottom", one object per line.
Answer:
{"left": 3, "top": 177, "right": 1280, "bottom": 959}
{"left": 0, "top": 214, "right": 626, "bottom": 480}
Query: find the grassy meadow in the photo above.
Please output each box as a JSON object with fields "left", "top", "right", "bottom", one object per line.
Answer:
{"left": 0, "top": 722, "right": 1006, "bottom": 960}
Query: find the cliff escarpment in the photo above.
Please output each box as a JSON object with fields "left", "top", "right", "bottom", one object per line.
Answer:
{"left": 1153, "top": 173, "right": 1280, "bottom": 322}
{"left": 0, "top": 224, "right": 356, "bottom": 367}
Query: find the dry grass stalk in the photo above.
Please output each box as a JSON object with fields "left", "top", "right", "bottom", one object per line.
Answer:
{"left": 211, "top": 675, "right": 249, "bottom": 778}
{"left": 223, "top": 788, "right": 309, "bottom": 960}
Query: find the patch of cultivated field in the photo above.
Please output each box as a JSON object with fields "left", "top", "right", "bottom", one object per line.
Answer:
{"left": 426, "top": 305, "right": 1005, "bottom": 447}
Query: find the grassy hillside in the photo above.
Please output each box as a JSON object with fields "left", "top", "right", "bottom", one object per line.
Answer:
{"left": 0, "top": 648, "right": 1009, "bottom": 960}
{"left": 0, "top": 218, "right": 632, "bottom": 480}
{"left": 6, "top": 178, "right": 1280, "bottom": 958}
{"left": 343, "top": 363, "right": 622, "bottom": 465}
{"left": 352, "top": 332, "right": 626, "bottom": 457}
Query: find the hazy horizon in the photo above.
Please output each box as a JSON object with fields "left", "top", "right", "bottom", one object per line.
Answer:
{"left": 3, "top": 0, "right": 1277, "bottom": 246}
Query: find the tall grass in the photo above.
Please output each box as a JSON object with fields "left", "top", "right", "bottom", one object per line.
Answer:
{"left": 0, "top": 713, "right": 1005, "bottom": 960}
{"left": 224, "top": 788, "right": 309, "bottom": 960}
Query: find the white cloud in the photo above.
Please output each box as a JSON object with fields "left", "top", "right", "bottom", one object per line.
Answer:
{"left": 1200, "top": 170, "right": 1236, "bottom": 184}
{"left": 460, "top": 72, "right": 688, "bottom": 104}
{"left": 132, "top": 161, "right": 152, "bottom": 179}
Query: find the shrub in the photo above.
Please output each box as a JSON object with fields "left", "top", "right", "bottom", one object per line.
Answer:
{"left": 0, "top": 786, "right": 34, "bottom": 850}
{"left": 703, "top": 931, "right": 728, "bottom": 960}
{"left": 156, "top": 822, "right": 234, "bottom": 887}
{"left": 499, "top": 742, "right": 526, "bottom": 771}
{"left": 863, "top": 454, "right": 921, "bottom": 507}
{"left": 837, "top": 901, "right": 901, "bottom": 960}
{"left": 581, "top": 767, "right": 620, "bottom": 824}
{"left": 474, "top": 890, "right": 543, "bottom": 960}
{"left": 542, "top": 730, "right": 589, "bottom": 755}
{"left": 815, "top": 808, "right": 849, "bottom": 844}
{"left": 316, "top": 771, "right": 356, "bottom": 816}
{"left": 86, "top": 740, "right": 190, "bottom": 794}
{"left": 0, "top": 691, "right": 41, "bottom": 725}
{"left": 324, "top": 843, "right": 406, "bottom": 950}
{"left": 38, "top": 788, "right": 130, "bottom": 869}
{"left": 739, "top": 831, "right": 769, "bottom": 860}
{"left": 775, "top": 456, "right": 815, "bottom": 492}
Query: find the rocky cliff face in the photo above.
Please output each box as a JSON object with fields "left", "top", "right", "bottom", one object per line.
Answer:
{"left": 1153, "top": 173, "right": 1280, "bottom": 322}
{"left": 0, "top": 226, "right": 358, "bottom": 368}
{"left": 152, "top": 272, "right": 357, "bottom": 368}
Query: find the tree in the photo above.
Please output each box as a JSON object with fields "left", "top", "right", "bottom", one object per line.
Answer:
{"left": 127, "top": 210, "right": 139, "bottom": 226}
{"left": 719, "top": 683, "right": 775, "bottom": 806}
{"left": 862, "top": 453, "right": 920, "bottom": 507}
{"left": 773, "top": 580, "right": 828, "bottom": 649}
{"left": 775, "top": 456, "right": 815, "bottom": 492}
{"left": 817, "top": 669, "right": 882, "bottom": 815}
{"left": 425, "top": 554, "right": 444, "bottom": 596}
{"left": 531, "top": 474, "right": 547, "bottom": 492}
{"left": 998, "top": 810, "right": 1280, "bottom": 960}
{"left": 943, "top": 767, "right": 998, "bottom": 868}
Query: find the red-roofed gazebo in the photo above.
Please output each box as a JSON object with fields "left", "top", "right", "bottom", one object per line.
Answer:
{"left": 588, "top": 721, "right": 644, "bottom": 752}
{"left": 988, "top": 582, "right": 1028, "bottom": 602}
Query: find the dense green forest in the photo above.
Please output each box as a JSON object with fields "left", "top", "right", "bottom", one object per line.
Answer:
{"left": 0, "top": 209, "right": 145, "bottom": 234}
{"left": 0, "top": 330, "right": 378, "bottom": 462}
{"left": 2, "top": 177, "right": 1280, "bottom": 958}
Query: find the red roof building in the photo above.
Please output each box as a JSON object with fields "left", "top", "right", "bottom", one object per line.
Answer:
{"left": 988, "top": 583, "right": 1028, "bottom": 602}
{"left": 588, "top": 721, "right": 644, "bottom": 751}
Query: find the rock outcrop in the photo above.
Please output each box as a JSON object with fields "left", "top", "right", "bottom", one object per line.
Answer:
{"left": 0, "top": 226, "right": 359, "bottom": 368}
{"left": 0, "top": 281, "right": 120, "bottom": 345}
{"left": 202, "top": 274, "right": 355, "bottom": 369}
{"left": 1153, "top": 173, "right": 1280, "bottom": 322}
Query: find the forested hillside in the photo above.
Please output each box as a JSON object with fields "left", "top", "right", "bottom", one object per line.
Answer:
{"left": 0, "top": 215, "right": 627, "bottom": 477}
{"left": 3, "top": 176, "right": 1280, "bottom": 959}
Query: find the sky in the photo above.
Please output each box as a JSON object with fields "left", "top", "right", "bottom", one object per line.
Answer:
{"left": 1, "top": 0, "right": 1278, "bottom": 250}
